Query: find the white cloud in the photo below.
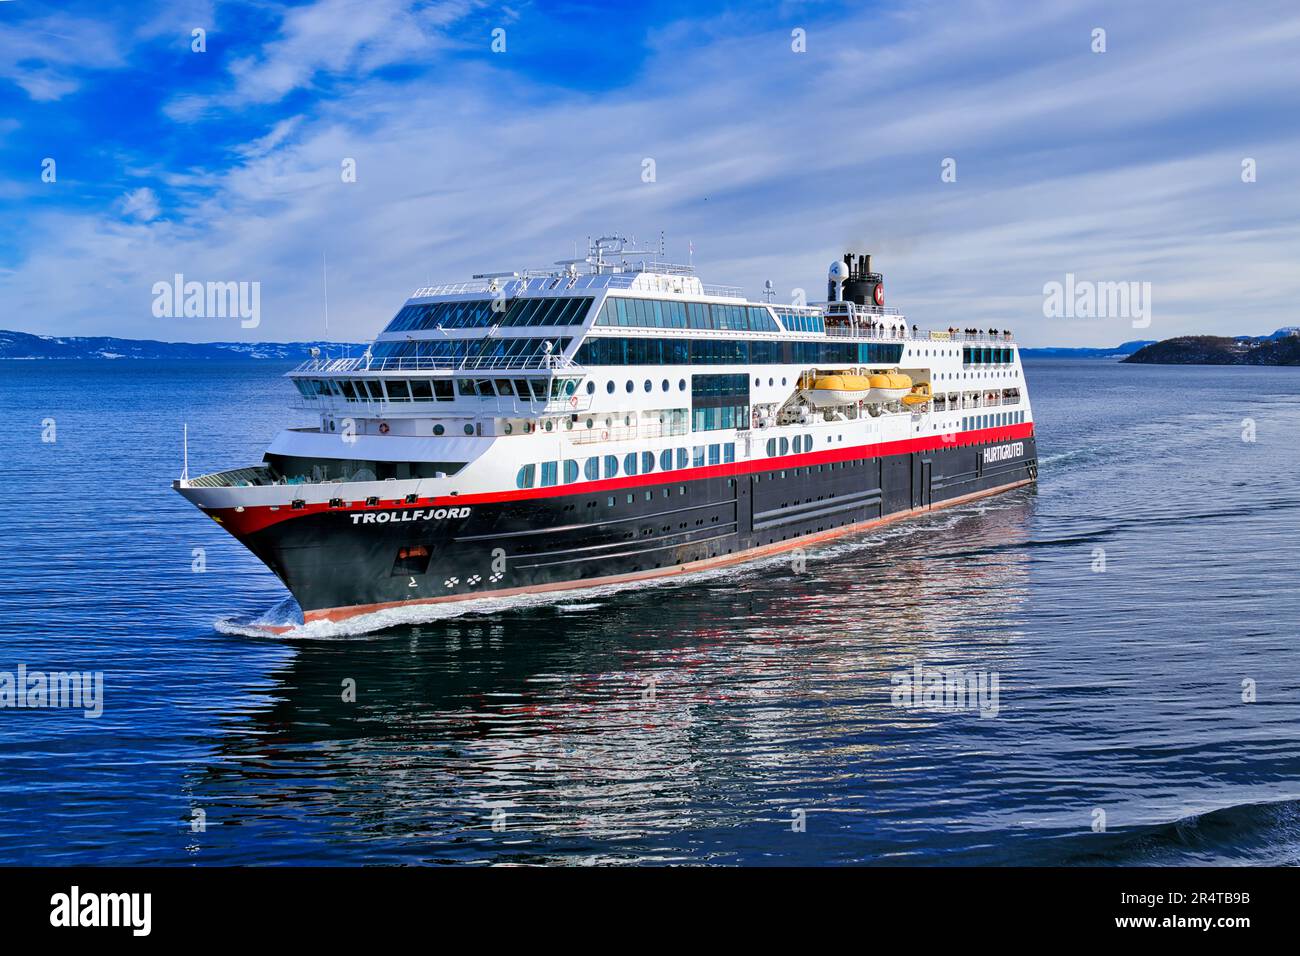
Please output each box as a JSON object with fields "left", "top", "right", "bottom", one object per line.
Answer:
{"left": 118, "top": 187, "right": 161, "bottom": 222}
{"left": 5, "top": 0, "right": 1300, "bottom": 347}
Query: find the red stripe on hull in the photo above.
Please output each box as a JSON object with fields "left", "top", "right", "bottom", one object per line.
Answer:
{"left": 208, "top": 423, "right": 1036, "bottom": 537}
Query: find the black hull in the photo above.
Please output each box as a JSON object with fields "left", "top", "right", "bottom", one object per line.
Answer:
{"left": 230, "top": 431, "right": 1038, "bottom": 620}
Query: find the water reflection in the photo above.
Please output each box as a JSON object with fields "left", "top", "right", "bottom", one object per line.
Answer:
{"left": 186, "top": 492, "right": 1034, "bottom": 863}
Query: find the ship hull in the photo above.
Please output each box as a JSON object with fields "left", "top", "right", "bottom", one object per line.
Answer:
{"left": 217, "top": 426, "right": 1037, "bottom": 625}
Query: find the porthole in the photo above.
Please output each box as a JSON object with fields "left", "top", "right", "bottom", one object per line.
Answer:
{"left": 662, "top": 379, "right": 670, "bottom": 392}
{"left": 679, "top": 379, "right": 686, "bottom": 391}
{"left": 504, "top": 422, "right": 513, "bottom": 435}
{"left": 644, "top": 379, "right": 652, "bottom": 392}
{"left": 464, "top": 423, "right": 475, "bottom": 436}
{"left": 606, "top": 381, "right": 615, "bottom": 394}
{"left": 544, "top": 420, "right": 554, "bottom": 432}
{"left": 625, "top": 380, "right": 634, "bottom": 393}
{"left": 433, "top": 424, "right": 444, "bottom": 436}
{"left": 586, "top": 381, "right": 595, "bottom": 394}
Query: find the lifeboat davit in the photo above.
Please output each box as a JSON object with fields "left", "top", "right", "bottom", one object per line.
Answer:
{"left": 864, "top": 371, "right": 912, "bottom": 403}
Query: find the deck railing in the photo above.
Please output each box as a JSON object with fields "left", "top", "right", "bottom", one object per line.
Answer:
{"left": 291, "top": 353, "right": 584, "bottom": 375}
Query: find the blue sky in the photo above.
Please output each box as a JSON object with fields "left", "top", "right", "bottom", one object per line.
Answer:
{"left": 1, "top": 0, "right": 1298, "bottom": 346}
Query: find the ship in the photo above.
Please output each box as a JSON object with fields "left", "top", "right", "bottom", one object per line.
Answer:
{"left": 174, "top": 237, "right": 1037, "bottom": 630}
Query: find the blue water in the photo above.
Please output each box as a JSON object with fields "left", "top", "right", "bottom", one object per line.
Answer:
{"left": 2, "top": 359, "right": 1299, "bottom": 865}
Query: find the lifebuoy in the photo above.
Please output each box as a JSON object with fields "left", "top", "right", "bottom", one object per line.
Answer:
{"left": 378, "top": 422, "right": 390, "bottom": 434}
{"left": 601, "top": 430, "right": 610, "bottom": 441}
{"left": 873, "top": 283, "right": 885, "bottom": 307}
{"left": 570, "top": 395, "right": 579, "bottom": 408}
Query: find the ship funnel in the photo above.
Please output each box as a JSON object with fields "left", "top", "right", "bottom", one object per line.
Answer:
{"left": 841, "top": 252, "right": 883, "bottom": 308}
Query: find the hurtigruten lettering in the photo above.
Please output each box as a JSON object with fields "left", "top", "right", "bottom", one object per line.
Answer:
{"left": 983, "top": 442, "right": 1024, "bottom": 464}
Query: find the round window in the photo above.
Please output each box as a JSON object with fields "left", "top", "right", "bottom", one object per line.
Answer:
{"left": 662, "top": 379, "right": 670, "bottom": 392}
{"left": 606, "top": 381, "right": 615, "bottom": 394}
{"left": 625, "top": 380, "right": 634, "bottom": 393}
{"left": 433, "top": 424, "right": 444, "bottom": 436}
{"left": 464, "top": 423, "right": 475, "bottom": 436}
{"left": 644, "top": 379, "right": 652, "bottom": 392}
{"left": 586, "top": 381, "right": 595, "bottom": 394}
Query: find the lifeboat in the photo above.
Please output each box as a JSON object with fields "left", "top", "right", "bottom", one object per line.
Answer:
{"left": 802, "top": 373, "right": 871, "bottom": 407}
{"left": 864, "top": 371, "right": 912, "bottom": 403}
{"left": 902, "top": 382, "right": 932, "bottom": 406}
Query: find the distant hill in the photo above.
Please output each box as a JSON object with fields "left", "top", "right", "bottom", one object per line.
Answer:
{"left": 0, "top": 329, "right": 361, "bottom": 361}
{"left": 1019, "top": 340, "right": 1155, "bottom": 359}
{"left": 1124, "top": 333, "right": 1300, "bottom": 366}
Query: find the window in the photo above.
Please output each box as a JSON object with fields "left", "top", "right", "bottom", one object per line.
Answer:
{"left": 676, "top": 448, "right": 689, "bottom": 469}
{"left": 584, "top": 457, "right": 600, "bottom": 481}
{"left": 708, "top": 444, "right": 721, "bottom": 466}
{"left": 563, "top": 460, "right": 579, "bottom": 483}
{"left": 692, "top": 446, "right": 705, "bottom": 467}
{"left": 433, "top": 424, "right": 445, "bottom": 436}
{"left": 516, "top": 464, "right": 535, "bottom": 489}
{"left": 541, "top": 461, "right": 558, "bottom": 486}
{"left": 767, "top": 438, "right": 777, "bottom": 456}
{"left": 723, "top": 443, "right": 736, "bottom": 463}
{"left": 624, "top": 452, "right": 638, "bottom": 476}
{"left": 603, "top": 455, "right": 619, "bottom": 479}
{"left": 641, "top": 450, "right": 655, "bottom": 473}
{"left": 660, "top": 449, "right": 673, "bottom": 471}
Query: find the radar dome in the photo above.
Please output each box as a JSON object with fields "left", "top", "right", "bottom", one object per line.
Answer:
{"left": 828, "top": 260, "right": 849, "bottom": 282}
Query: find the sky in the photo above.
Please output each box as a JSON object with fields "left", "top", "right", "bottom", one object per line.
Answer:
{"left": 1, "top": 0, "right": 1298, "bottom": 347}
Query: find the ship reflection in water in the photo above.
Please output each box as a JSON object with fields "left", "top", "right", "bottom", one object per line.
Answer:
{"left": 185, "top": 491, "right": 1034, "bottom": 864}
